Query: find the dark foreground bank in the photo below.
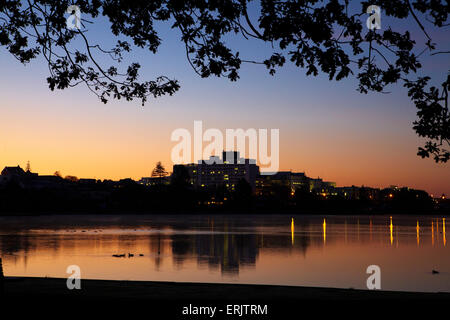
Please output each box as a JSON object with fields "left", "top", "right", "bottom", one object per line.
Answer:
{"left": 1, "top": 277, "right": 450, "bottom": 318}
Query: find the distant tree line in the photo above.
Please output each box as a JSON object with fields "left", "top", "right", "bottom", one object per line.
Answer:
{"left": 0, "top": 165, "right": 443, "bottom": 215}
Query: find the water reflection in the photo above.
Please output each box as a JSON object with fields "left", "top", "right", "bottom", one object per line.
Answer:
{"left": 0, "top": 215, "right": 449, "bottom": 292}
{"left": 417, "top": 220, "right": 420, "bottom": 246}
{"left": 390, "top": 216, "right": 394, "bottom": 246}
{"left": 444, "top": 218, "right": 447, "bottom": 247}
{"left": 291, "top": 218, "right": 294, "bottom": 246}
{"left": 432, "top": 220, "right": 434, "bottom": 247}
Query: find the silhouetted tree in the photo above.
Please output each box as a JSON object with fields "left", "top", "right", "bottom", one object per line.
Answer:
{"left": 54, "top": 171, "right": 62, "bottom": 178}
{"left": 0, "top": 1, "right": 448, "bottom": 161}
{"left": 151, "top": 162, "right": 168, "bottom": 186}
{"left": 64, "top": 175, "right": 79, "bottom": 182}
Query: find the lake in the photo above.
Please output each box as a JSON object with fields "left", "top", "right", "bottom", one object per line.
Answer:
{"left": 0, "top": 214, "right": 448, "bottom": 292}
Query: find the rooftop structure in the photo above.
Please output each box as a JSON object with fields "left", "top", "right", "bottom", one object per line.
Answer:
{"left": 173, "top": 151, "right": 259, "bottom": 191}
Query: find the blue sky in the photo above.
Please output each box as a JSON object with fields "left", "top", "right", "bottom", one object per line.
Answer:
{"left": 0, "top": 1, "right": 449, "bottom": 195}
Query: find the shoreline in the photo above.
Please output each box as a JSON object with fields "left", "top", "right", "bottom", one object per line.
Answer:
{"left": 3, "top": 276, "right": 450, "bottom": 301}
{"left": 3, "top": 277, "right": 450, "bottom": 316}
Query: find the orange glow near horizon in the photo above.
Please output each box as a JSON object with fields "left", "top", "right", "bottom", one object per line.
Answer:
{"left": 1, "top": 130, "right": 448, "bottom": 196}
{"left": 323, "top": 219, "right": 326, "bottom": 245}
{"left": 0, "top": 24, "right": 449, "bottom": 199}
{"left": 1, "top": 82, "right": 449, "bottom": 196}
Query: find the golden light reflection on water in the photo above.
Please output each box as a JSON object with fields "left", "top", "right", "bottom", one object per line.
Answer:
{"left": 416, "top": 220, "right": 420, "bottom": 246}
{"left": 444, "top": 218, "right": 447, "bottom": 247}
{"left": 432, "top": 221, "right": 434, "bottom": 247}
{"left": 0, "top": 215, "right": 449, "bottom": 292}
{"left": 291, "top": 218, "right": 294, "bottom": 246}
{"left": 390, "top": 216, "right": 394, "bottom": 246}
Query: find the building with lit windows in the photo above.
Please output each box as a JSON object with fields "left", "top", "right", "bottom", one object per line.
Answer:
{"left": 171, "top": 151, "right": 342, "bottom": 195}
{"left": 173, "top": 151, "right": 260, "bottom": 191}
{"left": 255, "top": 171, "right": 310, "bottom": 195}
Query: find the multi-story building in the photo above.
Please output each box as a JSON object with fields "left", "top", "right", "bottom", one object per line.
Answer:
{"left": 172, "top": 152, "right": 340, "bottom": 196}
{"left": 255, "top": 171, "right": 310, "bottom": 195}
{"left": 173, "top": 151, "right": 260, "bottom": 191}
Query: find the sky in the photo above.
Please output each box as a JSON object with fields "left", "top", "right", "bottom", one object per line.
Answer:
{"left": 0, "top": 2, "right": 449, "bottom": 196}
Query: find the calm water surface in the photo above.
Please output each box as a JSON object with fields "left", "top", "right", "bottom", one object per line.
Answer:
{"left": 0, "top": 214, "right": 448, "bottom": 292}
